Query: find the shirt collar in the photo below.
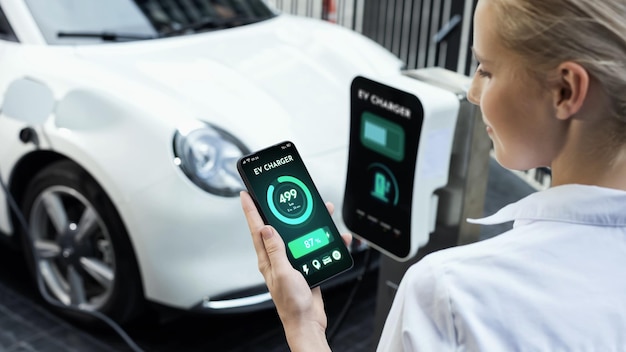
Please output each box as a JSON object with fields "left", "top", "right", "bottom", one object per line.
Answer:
{"left": 468, "top": 184, "right": 626, "bottom": 227}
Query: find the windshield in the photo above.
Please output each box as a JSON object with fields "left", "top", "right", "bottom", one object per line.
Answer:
{"left": 24, "top": 0, "right": 276, "bottom": 45}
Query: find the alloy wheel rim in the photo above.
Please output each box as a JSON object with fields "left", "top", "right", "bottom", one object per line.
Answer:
{"left": 28, "top": 185, "right": 115, "bottom": 310}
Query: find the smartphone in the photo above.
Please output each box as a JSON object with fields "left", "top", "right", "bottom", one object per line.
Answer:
{"left": 238, "top": 141, "right": 353, "bottom": 287}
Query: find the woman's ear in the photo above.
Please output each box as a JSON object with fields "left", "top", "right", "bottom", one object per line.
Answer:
{"left": 552, "top": 61, "right": 589, "bottom": 120}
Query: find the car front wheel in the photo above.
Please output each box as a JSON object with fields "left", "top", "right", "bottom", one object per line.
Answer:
{"left": 21, "top": 160, "right": 144, "bottom": 325}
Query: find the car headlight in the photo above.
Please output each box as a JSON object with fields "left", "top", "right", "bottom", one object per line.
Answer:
{"left": 173, "top": 122, "right": 249, "bottom": 197}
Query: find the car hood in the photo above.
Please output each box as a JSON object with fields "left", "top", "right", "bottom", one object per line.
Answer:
{"left": 71, "top": 15, "right": 402, "bottom": 156}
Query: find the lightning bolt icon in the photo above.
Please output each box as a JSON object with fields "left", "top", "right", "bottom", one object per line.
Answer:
{"left": 302, "top": 264, "right": 309, "bottom": 275}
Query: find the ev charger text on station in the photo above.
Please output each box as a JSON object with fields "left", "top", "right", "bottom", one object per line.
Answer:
{"left": 357, "top": 89, "right": 412, "bottom": 119}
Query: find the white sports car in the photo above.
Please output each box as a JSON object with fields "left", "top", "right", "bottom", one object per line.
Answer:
{"left": 0, "top": 0, "right": 401, "bottom": 324}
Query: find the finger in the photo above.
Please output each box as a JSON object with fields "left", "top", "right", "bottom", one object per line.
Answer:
{"left": 340, "top": 232, "right": 353, "bottom": 247}
{"left": 240, "top": 191, "right": 271, "bottom": 271}
{"left": 325, "top": 201, "right": 335, "bottom": 216}
{"left": 240, "top": 191, "right": 264, "bottom": 233}
{"left": 259, "top": 226, "right": 293, "bottom": 274}
{"left": 322, "top": 201, "right": 352, "bottom": 248}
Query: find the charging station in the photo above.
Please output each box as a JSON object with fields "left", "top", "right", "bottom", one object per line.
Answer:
{"left": 344, "top": 70, "right": 460, "bottom": 262}
{"left": 342, "top": 67, "right": 491, "bottom": 349}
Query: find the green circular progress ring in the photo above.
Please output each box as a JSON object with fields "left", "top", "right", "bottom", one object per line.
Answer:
{"left": 267, "top": 175, "right": 313, "bottom": 225}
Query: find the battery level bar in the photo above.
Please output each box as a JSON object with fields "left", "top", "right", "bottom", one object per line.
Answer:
{"left": 288, "top": 227, "right": 330, "bottom": 259}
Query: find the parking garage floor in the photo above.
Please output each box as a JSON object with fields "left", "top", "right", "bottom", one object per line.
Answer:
{"left": 0, "top": 158, "right": 537, "bottom": 352}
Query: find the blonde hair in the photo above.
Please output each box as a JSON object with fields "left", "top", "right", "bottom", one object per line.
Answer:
{"left": 491, "top": 0, "right": 626, "bottom": 122}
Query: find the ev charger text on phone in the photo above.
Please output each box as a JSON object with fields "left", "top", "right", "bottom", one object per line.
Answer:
{"left": 252, "top": 155, "right": 294, "bottom": 175}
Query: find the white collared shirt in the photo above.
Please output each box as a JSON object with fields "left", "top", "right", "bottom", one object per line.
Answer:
{"left": 377, "top": 184, "right": 626, "bottom": 352}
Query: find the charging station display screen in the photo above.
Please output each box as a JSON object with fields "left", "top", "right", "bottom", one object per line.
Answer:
{"left": 343, "top": 76, "right": 424, "bottom": 259}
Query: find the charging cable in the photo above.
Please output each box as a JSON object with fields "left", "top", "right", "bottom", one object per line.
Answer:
{"left": 1, "top": 154, "right": 368, "bottom": 350}
{"left": 0, "top": 170, "right": 145, "bottom": 352}
{"left": 327, "top": 245, "right": 373, "bottom": 343}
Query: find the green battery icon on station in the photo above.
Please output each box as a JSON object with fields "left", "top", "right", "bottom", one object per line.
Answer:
{"left": 360, "top": 111, "right": 405, "bottom": 162}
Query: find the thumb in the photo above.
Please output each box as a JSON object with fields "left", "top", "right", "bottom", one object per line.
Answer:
{"left": 260, "top": 226, "right": 292, "bottom": 270}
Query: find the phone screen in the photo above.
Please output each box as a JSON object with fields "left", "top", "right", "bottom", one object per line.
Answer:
{"left": 238, "top": 141, "right": 353, "bottom": 287}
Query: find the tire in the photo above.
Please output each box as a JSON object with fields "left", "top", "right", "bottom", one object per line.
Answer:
{"left": 20, "top": 160, "right": 144, "bottom": 325}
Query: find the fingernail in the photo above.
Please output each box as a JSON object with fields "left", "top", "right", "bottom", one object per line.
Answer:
{"left": 261, "top": 227, "right": 273, "bottom": 240}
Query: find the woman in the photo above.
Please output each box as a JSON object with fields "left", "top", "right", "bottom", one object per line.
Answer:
{"left": 240, "top": 0, "right": 626, "bottom": 350}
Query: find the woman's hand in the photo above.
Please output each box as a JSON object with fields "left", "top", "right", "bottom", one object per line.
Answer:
{"left": 240, "top": 191, "right": 351, "bottom": 351}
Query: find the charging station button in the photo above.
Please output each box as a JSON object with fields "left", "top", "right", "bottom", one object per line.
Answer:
{"left": 288, "top": 227, "right": 330, "bottom": 259}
